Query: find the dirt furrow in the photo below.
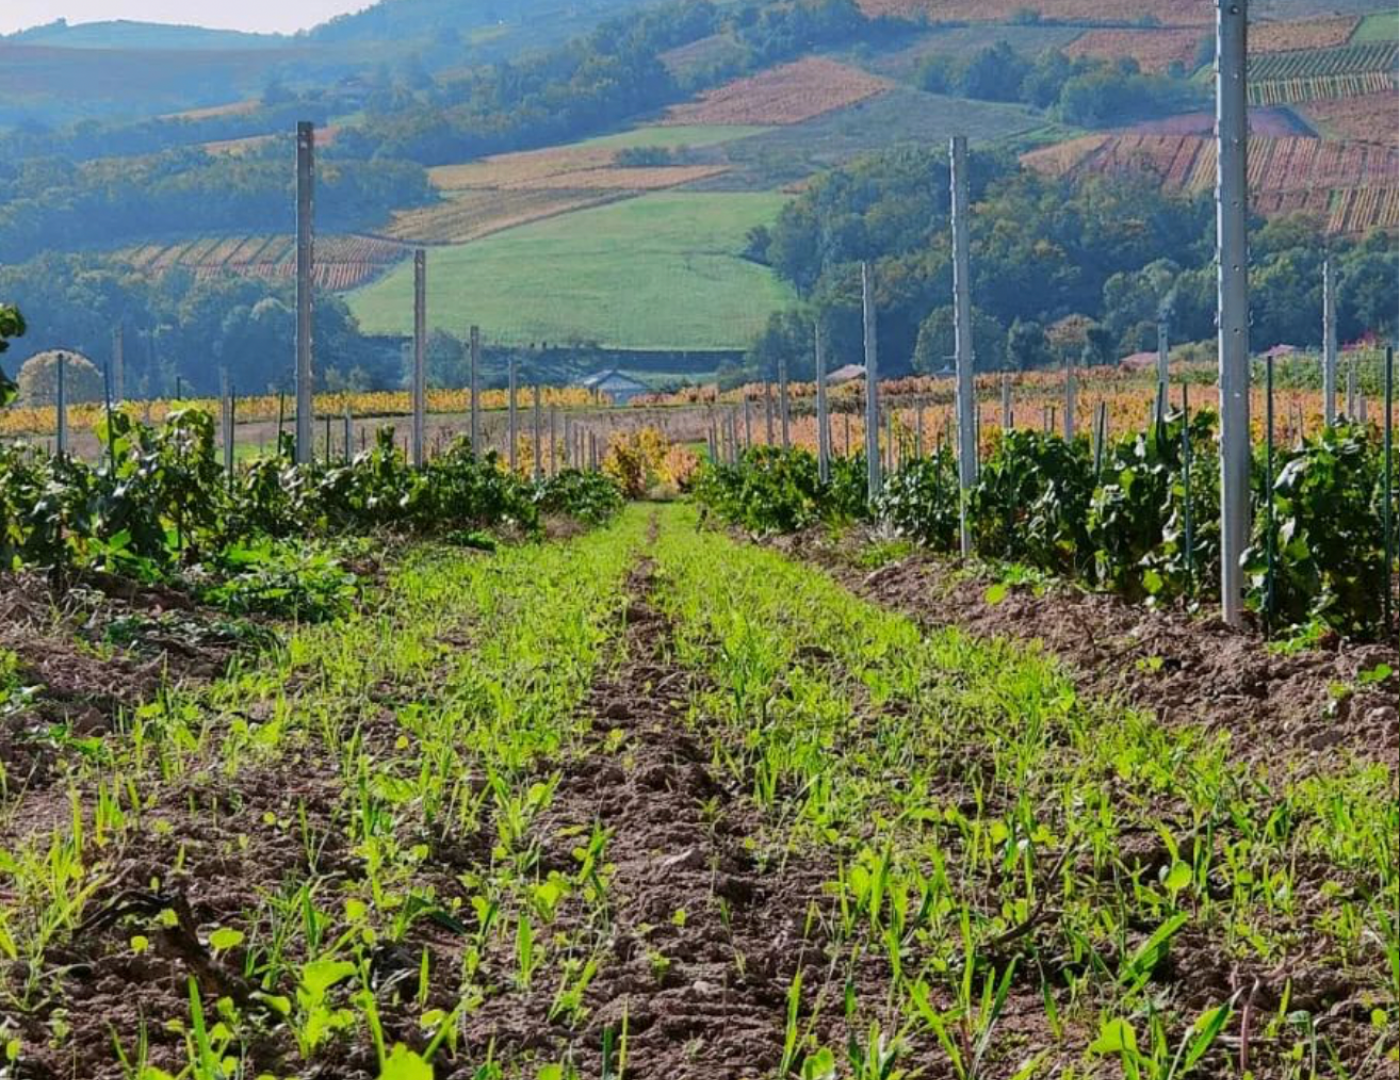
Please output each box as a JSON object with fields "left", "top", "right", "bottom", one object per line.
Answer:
{"left": 463, "top": 551, "right": 831, "bottom": 1076}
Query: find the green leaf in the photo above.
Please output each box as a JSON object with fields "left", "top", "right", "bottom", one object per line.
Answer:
{"left": 299, "top": 959, "right": 357, "bottom": 1000}
{"left": 208, "top": 927, "right": 245, "bottom": 953}
{"left": 378, "top": 1043, "right": 434, "bottom": 1080}
{"left": 1090, "top": 1017, "right": 1138, "bottom": 1055}
{"left": 1163, "top": 861, "right": 1192, "bottom": 894}
{"left": 801, "top": 1046, "right": 837, "bottom": 1079}
{"left": 984, "top": 583, "right": 1010, "bottom": 605}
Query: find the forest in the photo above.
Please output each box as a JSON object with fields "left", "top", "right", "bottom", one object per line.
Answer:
{"left": 744, "top": 146, "right": 1399, "bottom": 379}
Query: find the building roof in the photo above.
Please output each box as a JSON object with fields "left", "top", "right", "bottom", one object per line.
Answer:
{"left": 1120, "top": 351, "right": 1157, "bottom": 370}
{"left": 1259, "top": 343, "right": 1298, "bottom": 359}
{"left": 581, "top": 368, "right": 648, "bottom": 391}
{"left": 827, "top": 363, "right": 865, "bottom": 384}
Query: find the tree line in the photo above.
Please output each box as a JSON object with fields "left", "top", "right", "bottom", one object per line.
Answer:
{"left": 743, "top": 146, "right": 1398, "bottom": 379}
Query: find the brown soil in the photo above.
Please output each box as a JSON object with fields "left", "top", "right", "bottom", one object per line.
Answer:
{"left": 764, "top": 528, "right": 1400, "bottom": 775}
{"left": 0, "top": 570, "right": 258, "bottom": 802}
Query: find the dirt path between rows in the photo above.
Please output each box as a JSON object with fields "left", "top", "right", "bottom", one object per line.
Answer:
{"left": 762, "top": 528, "right": 1398, "bottom": 776}
{"left": 459, "top": 540, "right": 834, "bottom": 1075}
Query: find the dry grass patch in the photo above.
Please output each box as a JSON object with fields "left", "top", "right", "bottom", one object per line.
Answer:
{"left": 1063, "top": 28, "right": 1205, "bottom": 72}
{"left": 664, "top": 57, "right": 890, "bottom": 125}
{"left": 1251, "top": 16, "right": 1361, "bottom": 53}
{"left": 383, "top": 188, "right": 629, "bottom": 244}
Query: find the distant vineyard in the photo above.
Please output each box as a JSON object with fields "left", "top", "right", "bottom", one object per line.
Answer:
{"left": 1062, "top": 28, "right": 1205, "bottom": 73}
{"left": 383, "top": 189, "right": 628, "bottom": 245}
{"left": 120, "top": 233, "right": 408, "bottom": 289}
{"left": 1248, "top": 42, "right": 1398, "bottom": 104}
{"left": 1303, "top": 92, "right": 1398, "bottom": 147}
{"left": 664, "top": 58, "right": 890, "bottom": 125}
{"left": 1023, "top": 133, "right": 1398, "bottom": 233}
{"left": 1249, "top": 16, "right": 1360, "bottom": 54}
{"left": 854, "top": 0, "right": 1212, "bottom": 26}
{"left": 397, "top": 136, "right": 736, "bottom": 244}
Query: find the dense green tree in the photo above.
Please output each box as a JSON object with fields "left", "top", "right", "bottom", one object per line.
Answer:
{"left": 1006, "top": 318, "right": 1051, "bottom": 370}
{"left": 913, "top": 306, "right": 1006, "bottom": 374}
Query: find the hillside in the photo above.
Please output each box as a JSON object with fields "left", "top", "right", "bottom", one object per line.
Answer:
{"left": 2, "top": 18, "right": 291, "bottom": 50}
{"left": 347, "top": 191, "right": 797, "bottom": 350}
{"left": 2, "top": 0, "right": 1396, "bottom": 382}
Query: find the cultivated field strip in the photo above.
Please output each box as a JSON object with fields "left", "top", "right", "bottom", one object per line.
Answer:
{"left": 118, "top": 232, "right": 408, "bottom": 289}
{"left": 1023, "top": 133, "right": 1399, "bottom": 233}
{"left": 648, "top": 505, "right": 1398, "bottom": 1076}
{"left": 0, "top": 516, "right": 647, "bottom": 1077}
{"left": 1, "top": 505, "right": 1394, "bottom": 1077}
{"left": 663, "top": 57, "right": 892, "bottom": 126}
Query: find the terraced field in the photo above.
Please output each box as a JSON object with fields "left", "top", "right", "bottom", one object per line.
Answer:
{"left": 663, "top": 57, "right": 892, "bottom": 126}
{"left": 1302, "top": 90, "right": 1399, "bottom": 146}
{"left": 699, "top": 86, "right": 1049, "bottom": 191}
{"left": 855, "top": 0, "right": 1213, "bottom": 25}
{"left": 119, "top": 233, "right": 408, "bottom": 289}
{"left": 384, "top": 125, "right": 766, "bottom": 245}
{"left": 1024, "top": 133, "right": 1398, "bottom": 233}
{"left": 1247, "top": 41, "right": 1399, "bottom": 104}
{"left": 1250, "top": 14, "right": 1361, "bottom": 52}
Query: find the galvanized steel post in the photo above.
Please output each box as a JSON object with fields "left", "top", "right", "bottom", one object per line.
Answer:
{"left": 862, "top": 260, "right": 881, "bottom": 501}
{"left": 295, "top": 121, "right": 315, "bottom": 465}
{"left": 1216, "top": 0, "right": 1251, "bottom": 627}
{"left": 412, "top": 249, "right": 427, "bottom": 467}
{"left": 1322, "top": 257, "right": 1338, "bottom": 426}
{"left": 950, "top": 135, "right": 976, "bottom": 557}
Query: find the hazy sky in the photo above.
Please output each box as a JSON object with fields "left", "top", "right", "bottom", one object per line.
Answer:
{"left": 0, "top": 1, "right": 369, "bottom": 35}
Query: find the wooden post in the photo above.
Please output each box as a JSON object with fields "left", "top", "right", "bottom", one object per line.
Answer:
{"left": 1001, "top": 373, "right": 1013, "bottom": 430}
{"left": 295, "top": 121, "right": 315, "bottom": 465}
{"left": 764, "top": 381, "right": 774, "bottom": 445}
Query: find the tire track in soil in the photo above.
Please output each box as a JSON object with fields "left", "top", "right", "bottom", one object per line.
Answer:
{"left": 460, "top": 526, "right": 833, "bottom": 1077}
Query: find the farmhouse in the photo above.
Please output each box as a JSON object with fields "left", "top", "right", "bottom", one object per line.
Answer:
{"left": 580, "top": 368, "right": 649, "bottom": 405}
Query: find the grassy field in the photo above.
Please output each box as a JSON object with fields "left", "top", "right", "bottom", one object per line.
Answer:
{"left": 699, "top": 86, "right": 1045, "bottom": 190}
{"left": 348, "top": 191, "right": 797, "bottom": 350}
{"left": 1352, "top": 8, "right": 1399, "bottom": 41}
